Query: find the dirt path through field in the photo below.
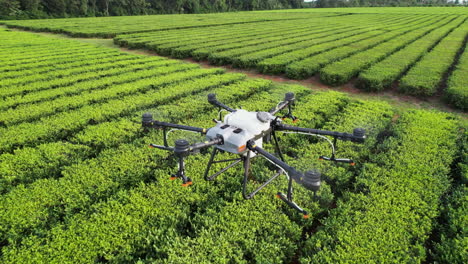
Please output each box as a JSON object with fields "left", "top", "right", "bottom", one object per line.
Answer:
{"left": 3, "top": 25, "right": 466, "bottom": 117}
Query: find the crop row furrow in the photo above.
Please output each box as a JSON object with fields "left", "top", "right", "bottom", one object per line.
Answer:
{"left": 114, "top": 13, "right": 399, "bottom": 48}
{"left": 114, "top": 16, "right": 338, "bottom": 42}
{"left": 229, "top": 13, "right": 434, "bottom": 71}
{"left": 258, "top": 29, "right": 387, "bottom": 75}
{"left": 202, "top": 25, "right": 361, "bottom": 64}
{"left": 120, "top": 20, "right": 318, "bottom": 51}
{"left": 229, "top": 13, "right": 434, "bottom": 69}
{"left": 0, "top": 44, "right": 103, "bottom": 64}
{"left": 160, "top": 23, "right": 352, "bottom": 59}
{"left": 194, "top": 13, "right": 413, "bottom": 63}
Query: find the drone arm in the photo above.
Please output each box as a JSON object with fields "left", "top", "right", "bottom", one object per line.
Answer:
{"left": 247, "top": 141, "right": 301, "bottom": 182}
{"left": 142, "top": 113, "right": 207, "bottom": 134}
{"left": 208, "top": 93, "right": 235, "bottom": 113}
{"left": 149, "top": 144, "right": 174, "bottom": 151}
{"left": 269, "top": 92, "right": 295, "bottom": 116}
{"left": 247, "top": 141, "right": 320, "bottom": 193}
{"left": 275, "top": 123, "right": 366, "bottom": 143}
{"left": 189, "top": 137, "right": 224, "bottom": 152}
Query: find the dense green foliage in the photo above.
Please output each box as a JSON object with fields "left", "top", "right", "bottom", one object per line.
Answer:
{"left": 432, "top": 130, "right": 468, "bottom": 263}
{"left": 108, "top": 11, "right": 468, "bottom": 110}
{"left": 0, "top": 0, "right": 304, "bottom": 19}
{"left": 0, "top": 14, "right": 467, "bottom": 263}
{"left": 301, "top": 110, "right": 461, "bottom": 262}
{"left": 399, "top": 19, "right": 468, "bottom": 96}
{"left": 445, "top": 38, "right": 468, "bottom": 111}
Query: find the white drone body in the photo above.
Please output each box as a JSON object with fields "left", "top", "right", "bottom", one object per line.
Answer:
{"left": 206, "top": 109, "right": 275, "bottom": 155}
{"left": 143, "top": 92, "right": 366, "bottom": 217}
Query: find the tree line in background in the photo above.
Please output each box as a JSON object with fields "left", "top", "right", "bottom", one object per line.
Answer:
{"left": 0, "top": 0, "right": 466, "bottom": 19}
{"left": 0, "top": 0, "right": 304, "bottom": 19}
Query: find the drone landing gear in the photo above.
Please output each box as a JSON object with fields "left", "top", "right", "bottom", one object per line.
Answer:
{"left": 204, "top": 148, "right": 243, "bottom": 181}
{"left": 204, "top": 148, "right": 278, "bottom": 200}
{"left": 170, "top": 156, "right": 193, "bottom": 187}
{"left": 203, "top": 147, "right": 311, "bottom": 218}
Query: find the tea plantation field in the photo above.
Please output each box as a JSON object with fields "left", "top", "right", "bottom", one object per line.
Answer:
{"left": 1, "top": 8, "right": 467, "bottom": 110}
{"left": 0, "top": 8, "right": 467, "bottom": 264}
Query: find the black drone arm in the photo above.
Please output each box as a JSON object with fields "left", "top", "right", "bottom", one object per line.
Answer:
{"left": 142, "top": 113, "right": 206, "bottom": 134}
{"left": 247, "top": 141, "right": 320, "bottom": 192}
{"left": 208, "top": 93, "right": 236, "bottom": 113}
{"left": 275, "top": 123, "right": 366, "bottom": 143}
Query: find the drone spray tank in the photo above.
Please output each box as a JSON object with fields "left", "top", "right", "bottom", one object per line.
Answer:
{"left": 142, "top": 92, "right": 366, "bottom": 218}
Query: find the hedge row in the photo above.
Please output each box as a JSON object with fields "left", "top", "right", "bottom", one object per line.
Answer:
{"left": 164, "top": 101, "right": 393, "bottom": 264}
{"left": 114, "top": 14, "right": 406, "bottom": 70}
{"left": 137, "top": 21, "right": 316, "bottom": 58}
{"left": 0, "top": 58, "right": 177, "bottom": 98}
{"left": 0, "top": 56, "right": 154, "bottom": 88}
{"left": 113, "top": 20, "right": 302, "bottom": 48}
{"left": 319, "top": 15, "right": 455, "bottom": 86}
{"left": 0, "top": 44, "right": 106, "bottom": 65}
{"left": 286, "top": 31, "right": 400, "bottom": 79}
{"left": 399, "top": 19, "right": 468, "bottom": 96}
{"left": 179, "top": 24, "right": 345, "bottom": 61}
{"left": 432, "top": 129, "right": 467, "bottom": 263}
{"left": 0, "top": 48, "right": 121, "bottom": 72}
{"left": 0, "top": 59, "right": 187, "bottom": 110}
{"left": 433, "top": 185, "right": 468, "bottom": 263}
{"left": 0, "top": 64, "right": 201, "bottom": 126}
{"left": 445, "top": 39, "right": 468, "bottom": 111}
{"left": 357, "top": 16, "right": 466, "bottom": 92}
{"left": 0, "top": 143, "right": 91, "bottom": 194}
{"left": 301, "top": 110, "right": 460, "bottom": 263}
{"left": 207, "top": 25, "right": 361, "bottom": 66}
{"left": 284, "top": 14, "right": 435, "bottom": 79}
{"left": 255, "top": 14, "right": 434, "bottom": 75}
{"left": 1, "top": 52, "right": 132, "bottom": 80}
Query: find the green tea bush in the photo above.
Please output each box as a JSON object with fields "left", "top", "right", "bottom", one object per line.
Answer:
{"left": 357, "top": 17, "right": 465, "bottom": 92}
{"left": 399, "top": 20, "right": 468, "bottom": 96}
{"left": 301, "top": 110, "right": 460, "bottom": 263}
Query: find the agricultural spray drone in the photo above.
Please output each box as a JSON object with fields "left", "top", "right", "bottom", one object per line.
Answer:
{"left": 142, "top": 92, "right": 366, "bottom": 217}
